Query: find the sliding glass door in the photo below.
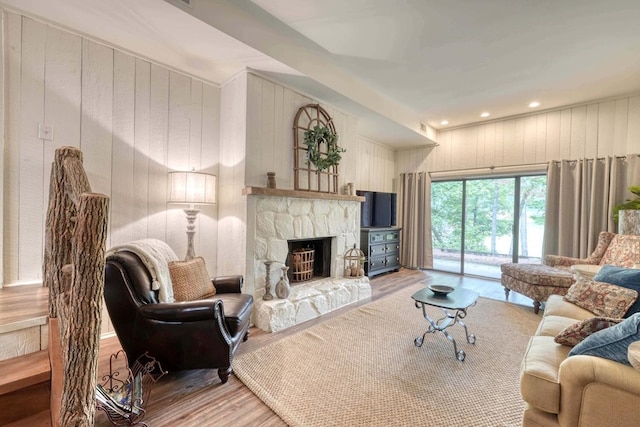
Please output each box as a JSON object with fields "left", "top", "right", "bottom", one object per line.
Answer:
{"left": 431, "top": 174, "right": 546, "bottom": 279}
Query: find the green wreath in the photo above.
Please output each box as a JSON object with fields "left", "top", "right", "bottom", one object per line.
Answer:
{"left": 303, "top": 125, "right": 345, "bottom": 172}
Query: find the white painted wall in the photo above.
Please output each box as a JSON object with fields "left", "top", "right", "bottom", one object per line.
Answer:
{"left": 2, "top": 11, "right": 221, "bottom": 289}
{"left": 244, "top": 72, "right": 396, "bottom": 193}
{"left": 397, "top": 95, "right": 640, "bottom": 173}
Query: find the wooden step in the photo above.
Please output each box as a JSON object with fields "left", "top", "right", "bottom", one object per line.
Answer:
{"left": 0, "top": 350, "right": 51, "bottom": 426}
{"left": 0, "top": 349, "right": 50, "bottom": 395}
{"left": 5, "top": 408, "right": 51, "bottom": 427}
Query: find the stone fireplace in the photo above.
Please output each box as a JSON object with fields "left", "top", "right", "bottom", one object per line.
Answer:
{"left": 244, "top": 187, "right": 371, "bottom": 332}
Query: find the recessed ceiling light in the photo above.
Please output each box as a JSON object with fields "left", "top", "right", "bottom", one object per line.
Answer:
{"left": 480, "top": 112, "right": 490, "bottom": 118}
{"left": 529, "top": 101, "right": 540, "bottom": 108}
{"left": 440, "top": 120, "right": 449, "bottom": 125}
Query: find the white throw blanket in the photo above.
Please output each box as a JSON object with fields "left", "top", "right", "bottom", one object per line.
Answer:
{"left": 107, "top": 239, "right": 179, "bottom": 303}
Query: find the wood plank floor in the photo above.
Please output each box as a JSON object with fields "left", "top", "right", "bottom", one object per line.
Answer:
{"left": 95, "top": 268, "right": 534, "bottom": 427}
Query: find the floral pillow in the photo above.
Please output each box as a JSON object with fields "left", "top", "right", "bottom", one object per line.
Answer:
{"left": 592, "top": 265, "right": 640, "bottom": 317}
{"left": 555, "top": 317, "right": 623, "bottom": 347}
{"left": 563, "top": 279, "right": 638, "bottom": 318}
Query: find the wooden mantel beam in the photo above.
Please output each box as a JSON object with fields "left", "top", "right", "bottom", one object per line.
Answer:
{"left": 242, "top": 186, "right": 365, "bottom": 203}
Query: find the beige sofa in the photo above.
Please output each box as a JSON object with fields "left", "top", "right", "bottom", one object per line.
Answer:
{"left": 520, "top": 294, "right": 640, "bottom": 427}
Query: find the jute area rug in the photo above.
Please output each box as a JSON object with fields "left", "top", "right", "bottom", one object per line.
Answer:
{"left": 233, "top": 283, "right": 540, "bottom": 427}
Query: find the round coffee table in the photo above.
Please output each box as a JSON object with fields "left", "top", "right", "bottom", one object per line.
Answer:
{"left": 411, "top": 286, "right": 479, "bottom": 361}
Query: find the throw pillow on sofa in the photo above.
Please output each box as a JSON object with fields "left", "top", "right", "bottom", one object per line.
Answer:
{"left": 593, "top": 265, "right": 640, "bottom": 317}
{"left": 169, "top": 257, "right": 217, "bottom": 301}
{"left": 568, "top": 313, "right": 640, "bottom": 366}
{"left": 563, "top": 279, "right": 638, "bottom": 318}
{"left": 555, "top": 317, "right": 623, "bottom": 347}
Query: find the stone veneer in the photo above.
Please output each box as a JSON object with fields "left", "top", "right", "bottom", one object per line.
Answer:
{"left": 247, "top": 195, "right": 372, "bottom": 332}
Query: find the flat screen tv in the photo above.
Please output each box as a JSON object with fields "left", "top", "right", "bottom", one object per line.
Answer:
{"left": 357, "top": 190, "right": 397, "bottom": 227}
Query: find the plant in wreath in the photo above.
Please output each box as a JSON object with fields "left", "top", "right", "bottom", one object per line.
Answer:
{"left": 303, "top": 125, "right": 345, "bottom": 172}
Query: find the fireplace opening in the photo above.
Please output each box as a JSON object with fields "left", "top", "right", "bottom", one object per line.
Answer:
{"left": 286, "top": 237, "right": 332, "bottom": 283}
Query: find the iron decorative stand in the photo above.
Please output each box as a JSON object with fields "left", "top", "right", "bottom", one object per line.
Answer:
{"left": 96, "top": 351, "right": 167, "bottom": 426}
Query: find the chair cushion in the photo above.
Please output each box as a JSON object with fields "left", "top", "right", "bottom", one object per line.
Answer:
{"left": 599, "top": 234, "right": 640, "bottom": 267}
{"left": 501, "top": 263, "right": 574, "bottom": 287}
{"left": 554, "top": 317, "right": 622, "bottom": 347}
{"left": 169, "top": 257, "right": 216, "bottom": 301}
{"left": 593, "top": 265, "right": 640, "bottom": 317}
{"left": 568, "top": 313, "right": 640, "bottom": 366}
{"left": 563, "top": 279, "right": 637, "bottom": 318}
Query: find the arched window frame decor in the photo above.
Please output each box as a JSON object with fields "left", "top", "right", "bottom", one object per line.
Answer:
{"left": 293, "top": 104, "right": 339, "bottom": 194}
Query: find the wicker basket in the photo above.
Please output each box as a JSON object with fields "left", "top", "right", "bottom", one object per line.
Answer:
{"left": 290, "top": 248, "right": 315, "bottom": 282}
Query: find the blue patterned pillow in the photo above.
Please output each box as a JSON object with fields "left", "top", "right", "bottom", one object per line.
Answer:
{"left": 568, "top": 313, "right": 640, "bottom": 366}
{"left": 593, "top": 265, "right": 640, "bottom": 317}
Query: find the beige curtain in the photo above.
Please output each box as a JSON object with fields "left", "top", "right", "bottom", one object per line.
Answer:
{"left": 398, "top": 172, "right": 433, "bottom": 269}
{"left": 544, "top": 154, "right": 640, "bottom": 258}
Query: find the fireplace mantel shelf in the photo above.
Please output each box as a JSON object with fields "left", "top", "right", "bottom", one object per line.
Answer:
{"left": 243, "top": 186, "right": 365, "bottom": 202}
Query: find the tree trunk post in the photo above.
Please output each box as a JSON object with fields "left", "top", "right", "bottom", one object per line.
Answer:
{"left": 59, "top": 193, "right": 109, "bottom": 426}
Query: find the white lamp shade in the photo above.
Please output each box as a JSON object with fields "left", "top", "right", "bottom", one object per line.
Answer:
{"left": 168, "top": 171, "right": 216, "bottom": 205}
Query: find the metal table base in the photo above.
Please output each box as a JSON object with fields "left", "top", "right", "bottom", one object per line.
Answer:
{"left": 413, "top": 301, "right": 476, "bottom": 361}
{"left": 411, "top": 287, "right": 479, "bottom": 361}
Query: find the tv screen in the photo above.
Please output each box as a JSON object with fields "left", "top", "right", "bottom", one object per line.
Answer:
{"left": 357, "top": 191, "right": 397, "bottom": 227}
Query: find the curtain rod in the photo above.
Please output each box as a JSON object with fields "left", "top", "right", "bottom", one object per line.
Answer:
{"left": 428, "top": 162, "right": 547, "bottom": 181}
{"left": 550, "top": 154, "right": 639, "bottom": 164}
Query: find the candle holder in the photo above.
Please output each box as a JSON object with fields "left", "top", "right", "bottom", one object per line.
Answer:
{"left": 263, "top": 260, "right": 274, "bottom": 300}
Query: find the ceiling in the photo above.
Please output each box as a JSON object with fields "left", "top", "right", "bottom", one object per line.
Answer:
{"left": 3, "top": 0, "right": 640, "bottom": 148}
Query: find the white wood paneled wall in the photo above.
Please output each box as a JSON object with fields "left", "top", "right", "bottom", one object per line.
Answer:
{"left": 397, "top": 95, "right": 640, "bottom": 174}
{"left": 2, "top": 11, "right": 221, "bottom": 287}
{"left": 245, "top": 73, "right": 396, "bottom": 193}
{"left": 218, "top": 73, "right": 248, "bottom": 277}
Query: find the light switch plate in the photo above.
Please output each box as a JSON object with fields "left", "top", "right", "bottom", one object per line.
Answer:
{"left": 38, "top": 123, "right": 54, "bottom": 141}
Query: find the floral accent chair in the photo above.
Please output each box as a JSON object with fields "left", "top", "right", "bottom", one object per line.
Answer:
{"left": 501, "top": 231, "right": 617, "bottom": 314}
{"left": 545, "top": 231, "right": 616, "bottom": 268}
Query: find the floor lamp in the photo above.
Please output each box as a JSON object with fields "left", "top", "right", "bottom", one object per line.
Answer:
{"left": 168, "top": 171, "right": 217, "bottom": 260}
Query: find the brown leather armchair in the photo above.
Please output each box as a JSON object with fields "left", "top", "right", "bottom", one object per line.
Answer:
{"left": 104, "top": 250, "right": 254, "bottom": 383}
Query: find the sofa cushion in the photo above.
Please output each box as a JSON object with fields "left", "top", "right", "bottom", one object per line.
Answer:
{"left": 629, "top": 341, "right": 640, "bottom": 370}
{"left": 168, "top": 257, "right": 217, "bottom": 302}
{"left": 554, "top": 317, "right": 622, "bottom": 347}
{"left": 568, "top": 313, "right": 640, "bottom": 366}
{"left": 520, "top": 335, "right": 571, "bottom": 414}
{"left": 536, "top": 315, "right": 582, "bottom": 337}
{"left": 593, "top": 265, "right": 640, "bottom": 317}
{"left": 563, "top": 279, "right": 638, "bottom": 318}
{"left": 543, "top": 294, "right": 596, "bottom": 319}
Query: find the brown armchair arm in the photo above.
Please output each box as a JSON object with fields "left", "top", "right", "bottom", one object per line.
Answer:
{"left": 212, "top": 275, "right": 243, "bottom": 294}
{"left": 139, "top": 300, "right": 220, "bottom": 322}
